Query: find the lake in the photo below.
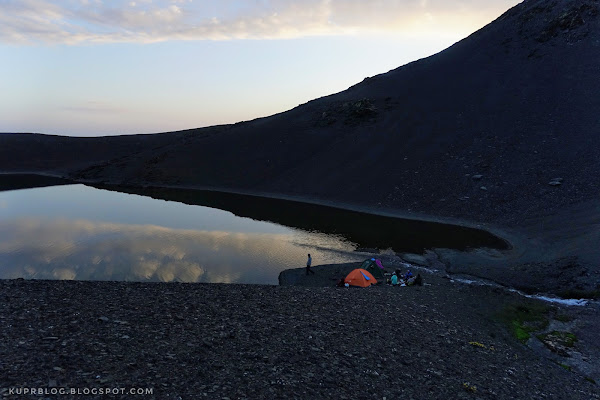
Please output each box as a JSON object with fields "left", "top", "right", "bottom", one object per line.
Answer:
{"left": 0, "top": 183, "right": 368, "bottom": 284}
{"left": 0, "top": 175, "right": 509, "bottom": 284}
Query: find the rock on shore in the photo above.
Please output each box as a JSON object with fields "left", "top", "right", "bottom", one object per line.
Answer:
{"left": 1, "top": 279, "right": 598, "bottom": 399}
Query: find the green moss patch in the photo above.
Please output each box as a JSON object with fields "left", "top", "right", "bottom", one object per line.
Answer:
{"left": 585, "top": 377, "right": 596, "bottom": 385}
{"left": 558, "top": 363, "right": 572, "bottom": 371}
{"left": 497, "top": 302, "right": 552, "bottom": 344}
{"left": 511, "top": 321, "right": 531, "bottom": 343}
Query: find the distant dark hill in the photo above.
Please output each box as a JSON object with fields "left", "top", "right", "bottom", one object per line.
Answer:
{"left": 1, "top": 0, "right": 599, "bottom": 293}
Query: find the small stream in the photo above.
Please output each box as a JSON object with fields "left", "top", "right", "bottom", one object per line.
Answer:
{"left": 392, "top": 259, "right": 590, "bottom": 307}
{"left": 451, "top": 276, "right": 589, "bottom": 306}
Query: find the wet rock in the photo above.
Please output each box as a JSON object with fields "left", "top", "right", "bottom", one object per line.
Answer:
{"left": 400, "top": 253, "right": 429, "bottom": 266}
{"left": 549, "top": 178, "right": 563, "bottom": 186}
{"left": 538, "top": 331, "right": 577, "bottom": 357}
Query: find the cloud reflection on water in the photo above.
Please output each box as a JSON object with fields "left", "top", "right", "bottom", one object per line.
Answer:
{"left": 0, "top": 218, "right": 360, "bottom": 284}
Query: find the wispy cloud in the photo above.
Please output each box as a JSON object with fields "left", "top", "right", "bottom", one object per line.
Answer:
{"left": 60, "top": 101, "right": 128, "bottom": 114}
{"left": 0, "top": 0, "right": 519, "bottom": 45}
{"left": 0, "top": 217, "right": 355, "bottom": 283}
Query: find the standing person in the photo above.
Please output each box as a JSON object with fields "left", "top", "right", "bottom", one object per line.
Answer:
{"left": 306, "top": 253, "right": 315, "bottom": 275}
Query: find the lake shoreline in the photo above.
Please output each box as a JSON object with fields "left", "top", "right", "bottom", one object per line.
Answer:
{"left": 87, "top": 182, "right": 600, "bottom": 300}
{"left": 2, "top": 172, "right": 599, "bottom": 299}
{"left": 2, "top": 278, "right": 599, "bottom": 399}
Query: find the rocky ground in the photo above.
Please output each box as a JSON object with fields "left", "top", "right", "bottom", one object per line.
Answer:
{"left": 1, "top": 277, "right": 599, "bottom": 400}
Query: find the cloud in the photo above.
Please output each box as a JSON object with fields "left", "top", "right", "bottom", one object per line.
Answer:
{"left": 0, "top": 0, "right": 520, "bottom": 45}
{"left": 0, "top": 218, "right": 357, "bottom": 283}
{"left": 60, "top": 101, "right": 128, "bottom": 114}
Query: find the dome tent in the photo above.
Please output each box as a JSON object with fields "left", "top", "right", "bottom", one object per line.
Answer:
{"left": 344, "top": 268, "right": 378, "bottom": 288}
{"left": 360, "top": 258, "right": 385, "bottom": 279}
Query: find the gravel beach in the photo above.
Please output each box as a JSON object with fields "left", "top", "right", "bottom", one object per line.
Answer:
{"left": 1, "top": 276, "right": 599, "bottom": 400}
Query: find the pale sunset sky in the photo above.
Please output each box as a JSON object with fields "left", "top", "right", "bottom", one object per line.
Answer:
{"left": 0, "top": 0, "right": 520, "bottom": 136}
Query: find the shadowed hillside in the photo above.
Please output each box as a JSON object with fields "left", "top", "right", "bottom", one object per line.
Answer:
{"left": 1, "top": 0, "right": 599, "bottom": 293}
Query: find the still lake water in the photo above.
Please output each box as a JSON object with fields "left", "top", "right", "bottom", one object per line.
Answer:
{"left": 0, "top": 184, "right": 364, "bottom": 284}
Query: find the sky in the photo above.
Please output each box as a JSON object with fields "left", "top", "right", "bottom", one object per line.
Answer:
{"left": 0, "top": 0, "right": 520, "bottom": 137}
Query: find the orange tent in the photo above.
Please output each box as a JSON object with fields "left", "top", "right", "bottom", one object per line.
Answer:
{"left": 344, "top": 268, "right": 378, "bottom": 287}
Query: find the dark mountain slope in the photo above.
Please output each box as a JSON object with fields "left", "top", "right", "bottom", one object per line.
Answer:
{"left": 49, "top": 0, "right": 597, "bottom": 226}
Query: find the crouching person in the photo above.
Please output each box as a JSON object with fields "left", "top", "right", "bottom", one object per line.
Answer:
{"left": 390, "top": 272, "right": 399, "bottom": 286}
